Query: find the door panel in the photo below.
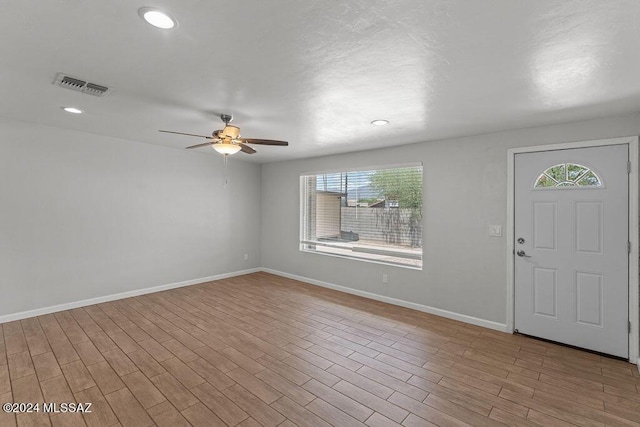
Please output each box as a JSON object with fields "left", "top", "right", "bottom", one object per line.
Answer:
{"left": 533, "top": 268, "right": 557, "bottom": 317}
{"left": 514, "top": 144, "right": 628, "bottom": 358}
{"left": 575, "top": 202, "right": 602, "bottom": 254}
{"left": 575, "top": 272, "right": 603, "bottom": 326}
{"left": 533, "top": 202, "right": 557, "bottom": 250}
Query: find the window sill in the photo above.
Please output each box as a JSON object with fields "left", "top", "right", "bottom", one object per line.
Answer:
{"left": 300, "top": 244, "right": 422, "bottom": 270}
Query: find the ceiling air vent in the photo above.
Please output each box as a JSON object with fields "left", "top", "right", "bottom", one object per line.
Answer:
{"left": 84, "top": 83, "right": 110, "bottom": 96}
{"left": 53, "top": 73, "right": 113, "bottom": 97}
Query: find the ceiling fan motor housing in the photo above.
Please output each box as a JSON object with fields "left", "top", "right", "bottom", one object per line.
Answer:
{"left": 221, "top": 125, "right": 240, "bottom": 139}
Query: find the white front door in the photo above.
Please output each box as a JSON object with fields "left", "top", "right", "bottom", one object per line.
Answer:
{"left": 514, "top": 144, "right": 629, "bottom": 358}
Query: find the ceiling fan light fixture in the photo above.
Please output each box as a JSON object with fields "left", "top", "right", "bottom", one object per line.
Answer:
{"left": 139, "top": 7, "right": 176, "bottom": 29}
{"left": 212, "top": 143, "right": 241, "bottom": 155}
{"left": 165, "top": 113, "right": 288, "bottom": 155}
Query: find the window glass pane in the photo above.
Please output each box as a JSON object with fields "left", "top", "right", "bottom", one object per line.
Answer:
{"left": 547, "top": 164, "right": 565, "bottom": 182}
{"left": 567, "top": 163, "right": 587, "bottom": 180}
{"left": 534, "top": 163, "right": 602, "bottom": 188}
{"left": 300, "top": 165, "right": 423, "bottom": 268}
{"left": 535, "top": 174, "right": 556, "bottom": 187}
{"left": 577, "top": 170, "right": 600, "bottom": 186}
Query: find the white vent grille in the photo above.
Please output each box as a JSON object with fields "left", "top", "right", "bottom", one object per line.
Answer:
{"left": 53, "top": 73, "right": 112, "bottom": 97}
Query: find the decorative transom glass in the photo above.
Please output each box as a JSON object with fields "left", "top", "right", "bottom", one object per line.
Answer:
{"left": 534, "top": 163, "right": 602, "bottom": 188}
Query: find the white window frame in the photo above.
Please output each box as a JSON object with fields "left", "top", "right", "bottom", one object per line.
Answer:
{"left": 299, "top": 163, "right": 423, "bottom": 270}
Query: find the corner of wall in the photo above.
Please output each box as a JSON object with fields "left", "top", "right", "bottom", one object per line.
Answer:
{"left": 0, "top": 268, "right": 261, "bottom": 324}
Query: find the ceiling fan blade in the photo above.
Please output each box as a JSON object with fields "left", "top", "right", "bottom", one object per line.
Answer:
{"left": 159, "top": 130, "right": 213, "bottom": 139}
{"left": 239, "top": 143, "right": 257, "bottom": 154}
{"left": 239, "top": 138, "right": 288, "bottom": 146}
{"left": 185, "top": 142, "right": 215, "bottom": 149}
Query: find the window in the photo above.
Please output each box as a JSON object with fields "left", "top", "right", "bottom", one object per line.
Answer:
{"left": 534, "top": 163, "right": 602, "bottom": 188}
{"left": 300, "top": 165, "right": 423, "bottom": 268}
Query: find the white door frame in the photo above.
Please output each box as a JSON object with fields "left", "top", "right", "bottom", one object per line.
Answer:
{"left": 507, "top": 136, "right": 639, "bottom": 365}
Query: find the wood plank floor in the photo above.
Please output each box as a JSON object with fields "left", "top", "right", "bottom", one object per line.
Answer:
{"left": 1, "top": 271, "right": 639, "bottom": 426}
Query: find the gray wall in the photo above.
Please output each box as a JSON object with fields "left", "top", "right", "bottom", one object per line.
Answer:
{"left": 0, "top": 118, "right": 262, "bottom": 318}
{"left": 261, "top": 113, "right": 640, "bottom": 325}
{"left": 2, "top": 113, "right": 638, "bottom": 334}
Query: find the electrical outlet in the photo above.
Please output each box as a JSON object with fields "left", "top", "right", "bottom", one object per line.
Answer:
{"left": 244, "top": 253, "right": 249, "bottom": 261}
{"left": 382, "top": 274, "right": 388, "bottom": 284}
{"left": 488, "top": 225, "right": 502, "bottom": 237}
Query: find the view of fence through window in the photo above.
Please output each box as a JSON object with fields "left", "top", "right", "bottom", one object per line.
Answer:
{"left": 300, "top": 165, "right": 423, "bottom": 268}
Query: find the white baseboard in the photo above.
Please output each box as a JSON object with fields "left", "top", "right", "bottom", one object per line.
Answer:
{"left": 1, "top": 266, "right": 508, "bottom": 334}
{"left": 261, "top": 268, "right": 509, "bottom": 333}
{"left": 0, "top": 268, "right": 261, "bottom": 324}
{"left": 5, "top": 267, "right": 631, "bottom": 362}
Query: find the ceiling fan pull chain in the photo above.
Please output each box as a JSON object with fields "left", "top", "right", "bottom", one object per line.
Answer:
{"left": 222, "top": 154, "right": 229, "bottom": 188}
{"left": 223, "top": 153, "right": 229, "bottom": 187}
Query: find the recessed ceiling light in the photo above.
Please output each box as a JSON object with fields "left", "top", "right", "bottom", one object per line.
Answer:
{"left": 371, "top": 119, "right": 389, "bottom": 126}
{"left": 62, "top": 107, "right": 83, "bottom": 114}
{"left": 139, "top": 7, "right": 176, "bottom": 29}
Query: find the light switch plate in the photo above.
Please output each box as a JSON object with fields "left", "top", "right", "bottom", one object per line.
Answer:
{"left": 488, "top": 225, "right": 502, "bottom": 237}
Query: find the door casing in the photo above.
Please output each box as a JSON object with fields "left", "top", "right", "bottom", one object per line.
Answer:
{"left": 507, "top": 136, "right": 639, "bottom": 365}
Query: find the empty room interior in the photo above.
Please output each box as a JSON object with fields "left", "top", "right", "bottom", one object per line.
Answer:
{"left": 2, "top": 1, "right": 640, "bottom": 426}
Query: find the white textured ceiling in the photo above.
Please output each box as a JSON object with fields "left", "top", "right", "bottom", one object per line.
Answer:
{"left": 1, "top": 0, "right": 639, "bottom": 162}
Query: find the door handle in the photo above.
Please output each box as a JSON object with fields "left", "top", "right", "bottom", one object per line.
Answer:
{"left": 516, "top": 250, "right": 531, "bottom": 258}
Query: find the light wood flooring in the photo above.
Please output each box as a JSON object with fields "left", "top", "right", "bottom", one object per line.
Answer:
{"left": 1, "top": 272, "right": 639, "bottom": 426}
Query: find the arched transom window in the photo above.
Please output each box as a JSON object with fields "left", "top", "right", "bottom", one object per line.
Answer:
{"left": 534, "top": 163, "right": 602, "bottom": 188}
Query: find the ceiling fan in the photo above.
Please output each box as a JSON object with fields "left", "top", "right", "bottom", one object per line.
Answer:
{"left": 159, "top": 114, "right": 288, "bottom": 156}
